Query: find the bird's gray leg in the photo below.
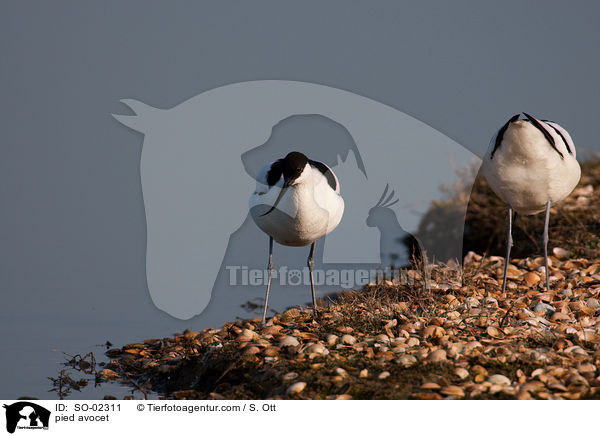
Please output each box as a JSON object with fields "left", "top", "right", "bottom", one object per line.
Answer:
{"left": 262, "top": 236, "right": 274, "bottom": 324}
{"left": 307, "top": 242, "right": 317, "bottom": 312}
{"left": 502, "top": 205, "right": 513, "bottom": 293}
{"left": 543, "top": 201, "right": 551, "bottom": 290}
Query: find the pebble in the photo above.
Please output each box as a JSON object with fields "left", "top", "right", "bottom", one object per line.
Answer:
{"left": 359, "top": 369, "right": 369, "bottom": 378}
{"left": 378, "top": 371, "right": 391, "bottom": 380}
{"left": 533, "top": 302, "right": 556, "bottom": 315}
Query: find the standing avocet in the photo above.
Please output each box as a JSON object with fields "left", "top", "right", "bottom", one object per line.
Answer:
{"left": 249, "top": 151, "right": 344, "bottom": 323}
{"left": 481, "top": 113, "right": 580, "bottom": 292}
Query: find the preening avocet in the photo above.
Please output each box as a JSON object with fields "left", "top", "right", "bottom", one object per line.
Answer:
{"left": 481, "top": 113, "right": 581, "bottom": 292}
{"left": 249, "top": 151, "right": 344, "bottom": 323}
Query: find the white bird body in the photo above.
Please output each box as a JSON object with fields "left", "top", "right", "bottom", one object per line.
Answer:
{"left": 250, "top": 160, "right": 344, "bottom": 246}
{"left": 481, "top": 113, "right": 580, "bottom": 294}
{"left": 248, "top": 151, "right": 344, "bottom": 323}
{"left": 482, "top": 118, "right": 580, "bottom": 215}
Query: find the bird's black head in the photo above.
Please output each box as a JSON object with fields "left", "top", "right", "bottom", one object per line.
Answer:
{"left": 260, "top": 151, "right": 309, "bottom": 217}
{"left": 281, "top": 151, "right": 309, "bottom": 184}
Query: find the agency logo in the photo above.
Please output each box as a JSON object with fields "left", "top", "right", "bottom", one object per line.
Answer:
{"left": 3, "top": 402, "right": 50, "bottom": 434}
{"left": 113, "top": 80, "right": 479, "bottom": 319}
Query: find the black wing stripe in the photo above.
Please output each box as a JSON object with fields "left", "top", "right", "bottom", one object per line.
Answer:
{"left": 544, "top": 121, "right": 573, "bottom": 155}
{"left": 266, "top": 159, "right": 284, "bottom": 186}
{"left": 491, "top": 114, "right": 520, "bottom": 159}
{"left": 522, "top": 112, "right": 563, "bottom": 159}
{"left": 308, "top": 159, "right": 338, "bottom": 191}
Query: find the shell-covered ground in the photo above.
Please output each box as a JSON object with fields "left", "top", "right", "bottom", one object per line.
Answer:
{"left": 95, "top": 161, "right": 600, "bottom": 400}
{"left": 99, "top": 252, "right": 600, "bottom": 400}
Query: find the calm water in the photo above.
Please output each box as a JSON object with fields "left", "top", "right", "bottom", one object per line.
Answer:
{"left": 0, "top": 251, "right": 398, "bottom": 399}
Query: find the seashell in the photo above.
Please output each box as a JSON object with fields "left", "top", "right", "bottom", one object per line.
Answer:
{"left": 487, "top": 374, "right": 511, "bottom": 386}
{"left": 305, "top": 343, "right": 329, "bottom": 356}
{"left": 577, "top": 363, "right": 596, "bottom": 374}
{"left": 375, "top": 334, "right": 391, "bottom": 343}
{"left": 486, "top": 326, "right": 502, "bottom": 338}
{"left": 260, "top": 325, "right": 282, "bottom": 335}
{"left": 243, "top": 346, "right": 260, "bottom": 355}
{"left": 421, "top": 382, "right": 441, "bottom": 390}
{"left": 521, "top": 381, "right": 544, "bottom": 393}
{"left": 483, "top": 297, "right": 498, "bottom": 308}
{"left": 465, "top": 297, "right": 480, "bottom": 308}
{"left": 279, "top": 336, "right": 300, "bottom": 347}
{"left": 455, "top": 368, "right": 469, "bottom": 380}
{"left": 548, "top": 382, "right": 567, "bottom": 392}
{"left": 280, "top": 308, "right": 301, "bottom": 322}
{"left": 99, "top": 369, "right": 119, "bottom": 381}
{"left": 441, "top": 386, "right": 465, "bottom": 398}
{"left": 564, "top": 345, "right": 588, "bottom": 356}
{"left": 550, "top": 312, "right": 571, "bottom": 322}
{"left": 463, "top": 341, "right": 483, "bottom": 357}
{"left": 359, "top": 369, "right": 369, "bottom": 378}
{"left": 335, "top": 367, "right": 348, "bottom": 378}
{"left": 426, "top": 349, "right": 447, "bottom": 362}
{"left": 105, "top": 348, "right": 122, "bottom": 358}
{"left": 282, "top": 372, "right": 298, "bottom": 381}
{"left": 326, "top": 334, "right": 338, "bottom": 346}
{"left": 423, "top": 325, "right": 445, "bottom": 339}
{"left": 298, "top": 332, "right": 319, "bottom": 341}
{"left": 341, "top": 334, "right": 357, "bottom": 345}
{"left": 524, "top": 272, "right": 541, "bottom": 287}
{"left": 263, "top": 347, "right": 279, "bottom": 357}
{"left": 286, "top": 382, "right": 306, "bottom": 395}
{"left": 407, "top": 337, "right": 420, "bottom": 347}
{"left": 552, "top": 247, "right": 570, "bottom": 260}
{"left": 412, "top": 392, "right": 443, "bottom": 400}
{"left": 397, "top": 354, "right": 417, "bottom": 368}
{"left": 237, "top": 329, "right": 260, "bottom": 342}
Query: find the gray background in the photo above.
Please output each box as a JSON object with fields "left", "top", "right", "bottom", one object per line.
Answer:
{"left": 1, "top": 1, "right": 598, "bottom": 398}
